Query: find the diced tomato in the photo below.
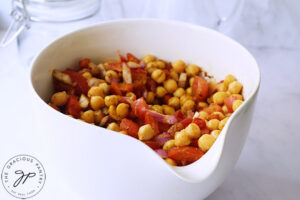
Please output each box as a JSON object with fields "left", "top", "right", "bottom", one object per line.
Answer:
{"left": 224, "top": 96, "right": 243, "bottom": 113}
{"left": 110, "top": 82, "right": 122, "bottom": 95}
{"left": 66, "top": 95, "right": 81, "bottom": 118}
{"left": 146, "top": 79, "right": 157, "bottom": 93}
{"left": 119, "top": 83, "right": 134, "bottom": 93}
{"left": 192, "top": 76, "right": 209, "bottom": 102}
{"left": 180, "top": 118, "right": 193, "bottom": 128}
{"left": 144, "top": 141, "right": 161, "bottom": 150}
{"left": 108, "top": 62, "right": 123, "bottom": 72}
{"left": 158, "top": 122, "right": 171, "bottom": 133}
{"left": 120, "top": 118, "right": 140, "bottom": 138}
{"left": 79, "top": 58, "right": 90, "bottom": 68}
{"left": 119, "top": 54, "right": 127, "bottom": 62}
{"left": 131, "top": 68, "right": 147, "bottom": 88}
{"left": 201, "top": 128, "right": 210, "bottom": 135}
{"left": 145, "top": 111, "right": 159, "bottom": 135}
{"left": 163, "top": 69, "right": 171, "bottom": 79}
{"left": 204, "top": 103, "right": 223, "bottom": 114}
{"left": 174, "top": 110, "right": 184, "bottom": 121}
{"left": 131, "top": 98, "right": 148, "bottom": 120}
{"left": 163, "top": 95, "right": 171, "bottom": 104}
{"left": 193, "top": 118, "right": 206, "bottom": 128}
{"left": 167, "top": 123, "right": 184, "bottom": 137}
{"left": 64, "top": 69, "right": 90, "bottom": 95}
{"left": 127, "top": 53, "right": 139, "bottom": 63}
{"left": 168, "top": 147, "right": 204, "bottom": 166}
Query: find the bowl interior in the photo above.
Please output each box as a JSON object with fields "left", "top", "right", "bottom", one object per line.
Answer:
{"left": 31, "top": 19, "right": 259, "bottom": 103}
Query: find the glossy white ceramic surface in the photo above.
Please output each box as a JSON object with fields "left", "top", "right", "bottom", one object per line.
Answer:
{"left": 30, "top": 19, "right": 260, "bottom": 200}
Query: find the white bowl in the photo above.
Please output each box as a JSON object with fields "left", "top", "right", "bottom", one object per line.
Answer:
{"left": 30, "top": 19, "right": 260, "bottom": 200}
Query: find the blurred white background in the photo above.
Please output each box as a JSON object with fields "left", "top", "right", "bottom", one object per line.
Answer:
{"left": 0, "top": 1, "right": 299, "bottom": 200}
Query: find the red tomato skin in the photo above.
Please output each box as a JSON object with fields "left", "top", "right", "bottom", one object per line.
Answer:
{"left": 174, "top": 110, "right": 184, "bottom": 121}
{"left": 163, "top": 95, "right": 172, "bottom": 104}
{"left": 119, "top": 54, "right": 127, "bottom": 62}
{"left": 168, "top": 147, "right": 204, "bottom": 166}
{"left": 145, "top": 112, "right": 159, "bottom": 135}
{"left": 79, "top": 58, "right": 90, "bottom": 68}
{"left": 66, "top": 95, "right": 81, "bottom": 118}
{"left": 64, "top": 69, "right": 90, "bottom": 95}
{"left": 193, "top": 118, "right": 206, "bottom": 129}
{"left": 146, "top": 80, "right": 157, "bottom": 93}
{"left": 119, "top": 83, "right": 134, "bottom": 93}
{"left": 108, "top": 62, "right": 123, "bottom": 72}
{"left": 110, "top": 82, "right": 122, "bottom": 96}
{"left": 192, "top": 76, "right": 209, "bottom": 102}
{"left": 127, "top": 53, "right": 140, "bottom": 63}
{"left": 131, "top": 98, "right": 148, "bottom": 120}
{"left": 120, "top": 118, "right": 140, "bottom": 138}
{"left": 180, "top": 118, "right": 193, "bottom": 128}
{"left": 144, "top": 141, "right": 161, "bottom": 150}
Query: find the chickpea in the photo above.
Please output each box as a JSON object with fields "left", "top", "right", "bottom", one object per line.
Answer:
{"left": 174, "top": 130, "right": 191, "bottom": 146}
{"left": 232, "top": 100, "right": 243, "bottom": 111}
{"left": 79, "top": 94, "right": 89, "bottom": 109}
{"left": 163, "top": 105, "right": 175, "bottom": 115}
{"left": 108, "top": 105, "right": 121, "bottom": 121}
{"left": 51, "top": 91, "right": 68, "bottom": 106}
{"left": 146, "top": 91, "right": 155, "bottom": 104}
{"left": 152, "top": 105, "right": 163, "bottom": 114}
{"left": 156, "top": 86, "right": 167, "bottom": 98}
{"left": 105, "top": 70, "right": 118, "bottom": 83}
{"left": 222, "top": 105, "right": 229, "bottom": 114}
{"left": 185, "top": 123, "right": 201, "bottom": 139}
{"left": 145, "top": 62, "right": 157, "bottom": 74}
{"left": 138, "top": 124, "right": 155, "bottom": 140}
{"left": 198, "top": 102, "right": 208, "bottom": 110}
{"left": 173, "top": 88, "right": 185, "bottom": 97}
{"left": 165, "top": 158, "right": 177, "bottom": 166}
{"left": 155, "top": 60, "right": 166, "bottom": 69}
{"left": 181, "top": 100, "right": 195, "bottom": 113}
{"left": 224, "top": 74, "right": 237, "bottom": 86}
{"left": 81, "top": 110, "right": 94, "bottom": 123}
{"left": 163, "top": 79, "right": 178, "bottom": 93}
{"left": 126, "top": 92, "right": 136, "bottom": 100}
{"left": 198, "top": 134, "right": 216, "bottom": 152}
{"left": 207, "top": 96, "right": 213, "bottom": 104}
{"left": 213, "top": 92, "right": 228, "bottom": 105}
{"left": 231, "top": 94, "right": 244, "bottom": 100}
{"left": 216, "top": 83, "right": 227, "bottom": 92}
{"left": 210, "top": 111, "right": 225, "bottom": 120}
{"left": 207, "top": 119, "right": 220, "bottom": 130}
{"left": 119, "top": 130, "right": 128, "bottom": 135}
{"left": 99, "top": 83, "right": 110, "bottom": 94}
{"left": 198, "top": 111, "right": 209, "bottom": 120}
{"left": 89, "top": 96, "right": 104, "bottom": 110}
{"left": 88, "top": 86, "right": 104, "bottom": 98}
{"left": 208, "top": 81, "right": 217, "bottom": 94}
{"left": 107, "top": 122, "right": 120, "bottom": 132}
{"left": 163, "top": 139, "right": 176, "bottom": 151}
{"left": 172, "top": 60, "right": 186, "bottom": 73}
{"left": 168, "top": 97, "right": 180, "bottom": 109}
{"left": 219, "top": 117, "right": 229, "bottom": 130}
{"left": 116, "top": 103, "right": 129, "bottom": 118}
{"left": 186, "top": 87, "right": 192, "bottom": 95}
{"left": 180, "top": 94, "right": 193, "bottom": 106}
{"left": 88, "top": 78, "right": 105, "bottom": 87}
{"left": 211, "top": 130, "right": 221, "bottom": 138}
{"left": 142, "top": 55, "right": 156, "bottom": 64}
{"left": 228, "top": 81, "right": 243, "bottom": 94}
{"left": 104, "top": 95, "right": 119, "bottom": 107}
{"left": 186, "top": 64, "right": 200, "bottom": 76}
{"left": 151, "top": 69, "right": 166, "bottom": 83}
{"left": 82, "top": 71, "right": 92, "bottom": 79}
{"left": 94, "top": 110, "right": 103, "bottom": 124}
{"left": 188, "top": 79, "right": 195, "bottom": 88}
{"left": 170, "top": 69, "right": 179, "bottom": 81}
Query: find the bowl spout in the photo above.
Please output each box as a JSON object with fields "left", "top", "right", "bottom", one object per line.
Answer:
{"left": 171, "top": 94, "right": 258, "bottom": 183}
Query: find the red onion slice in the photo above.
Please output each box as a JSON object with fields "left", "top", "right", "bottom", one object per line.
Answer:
{"left": 155, "top": 149, "right": 168, "bottom": 159}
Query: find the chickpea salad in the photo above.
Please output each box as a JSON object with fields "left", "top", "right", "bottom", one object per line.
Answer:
{"left": 49, "top": 53, "right": 244, "bottom": 166}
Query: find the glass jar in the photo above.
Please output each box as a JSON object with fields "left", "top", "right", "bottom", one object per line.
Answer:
{"left": 2, "top": 0, "right": 100, "bottom": 67}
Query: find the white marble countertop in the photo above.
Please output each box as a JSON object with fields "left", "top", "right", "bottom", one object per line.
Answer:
{"left": 0, "top": 29, "right": 299, "bottom": 200}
